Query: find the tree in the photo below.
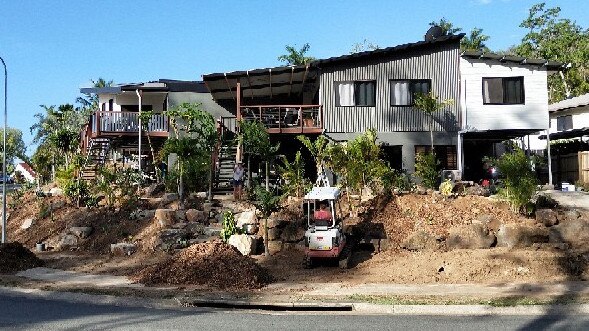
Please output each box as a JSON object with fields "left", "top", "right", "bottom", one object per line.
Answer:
{"left": 0, "top": 128, "right": 27, "bottom": 172}
{"left": 461, "top": 27, "right": 491, "bottom": 52}
{"left": 76, "top": 78, "right": 113, "bottom": 112}
{"left": 277, "top": 43, "right": 316, "bottom": 65}
{"left": 162, "top": 103, "right": 217, "bottom": 202}
{"left": 296, "top": 135, "right": 329, "bottom": 184}
{"left": 350, "top": 39, "right": 380, "bottom": 53}
{"left": 252, "top": 186, "right": 280, "bottom": 256}
{"left": 514, "top": 2, "right": 589, "bottom": 102}
{"left": 239, "top": 120, "right": 279, "bottom": 191}
{"left": 429, "top": 18, "right": 462, "bottom": 35}
{"left": 413, "top": 92, "right": 454, "bottom": 149}
{"left": 277, "top": 151, "right": 310, "bottom": 197}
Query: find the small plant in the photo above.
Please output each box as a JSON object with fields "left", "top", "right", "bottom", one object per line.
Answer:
{"left": 440, "top": 179, "right": 454, "bottom": 197}
{"left": 37, "top": 200, "right": 51, "bottom": 219}
{"left": 252, "top": 186, "right": 281, "bottom": 256}
{"left": 8, "top": 186, "right": 26, "bottom": 210}
{"left": 277, "top": 151, "right": 311, "bottom": 197}
{"left": 386, "top": 169, "right": 413, "bottom": 192}
{"left": 220, "top": 210, "right": 239, "bottom": 242}
{"left": 496, "top": 147, "right": 538, "bottom": 214}
{"left": 414, "top": 152, "right": 439, "bottom": 189}
{"left": 64, "top": 179, "right": 90, "bottom": 207}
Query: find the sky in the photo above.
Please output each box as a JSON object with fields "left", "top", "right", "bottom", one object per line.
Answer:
{"left": 0, "top": 0, "right": 588, "bottom": 156}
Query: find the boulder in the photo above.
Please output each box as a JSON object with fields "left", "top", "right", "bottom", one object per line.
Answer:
{"left": 155, "top": 209, "right": 176, "bottom": 227}
{"left": 415, "top": 186, "right": 427, "bottom": 195}
{"left": 185, "top": 222, "right": 205, "bottom": 235}
{"left": 160, "top": 193, "right": 179, "bottom": 206}
{"left": 267, "top": 240, "right": 283, "bottom": 255}
{"left": 266, "top": 217, "right": 285, "bottom": 229}
{"left": 185, "top": 209, "right": 207, "bottom": 223}
{"left": 138, "top": 209, "right": 156, "bottom": 220}
{"left": 536, "top": 209, "right": 558, "bottom": 227}
{"left": 203, "top": 226, "right": 222, "bottom": 238}
{"left": 49, "top": 188, "right": 63, "bottom": 196}
{"left": 280, "top": 226, "right": 305, "bottom": 243}
{"left": 202, "top": 202, "right": 214, "bottom": 213}
{"left": 20, "top": 218, "right": 35, "bottom": 230}
{"left": 228, "top": 234, "right": 257, "bottom": 255}
{"left": 236, "top": 210, "right": 257, "bottom": 228}
{"left": 464, "top": 185, "right": 491, "bottom": 197}
{"left": 51, "top": 200, "right": 66, "bottom": 210}
{"left": 69, "top": 226, "right": 93, "bottom": 239}
{"left": 496, "top": 224, "right": 549, "bottom": 248}
{"left": 145, "top": 183, "right": 165, "bottom": 197}
{"left": 175, "top": 210, "right": 187, "bottom": 222}
{"left": 446, "top": 223, "right": 496, "bottom": 250}
{"left": 401, "top": 230, "right": 438, "bottom": 251}
{"left": 110, "top": 243, "right": 137, "bottom": 256}
{"left": 259, "top": 226, "right": 281, "bottom": 241}
{"left": 194, "top": 192, "right": 208, "bottom": 199}
{"left": 549, "top": 218, "right": 589, "bottom": 248}
{"left": 557, "top": 209, "right": 581, "bottom": 223}
{"left": 57, "top": 234, "right": 78, "bottom": 249}
{"left": 476, "top": 214, "right": 502, "bottom": 233}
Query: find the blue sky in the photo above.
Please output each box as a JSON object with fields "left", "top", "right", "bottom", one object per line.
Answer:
{"left": 0, "top": 0, "right": 587, "bottom": 155}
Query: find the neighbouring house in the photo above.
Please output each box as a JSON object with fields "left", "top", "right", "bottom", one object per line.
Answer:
{"left": 202, "top": 29, "right": 563, "bottom": 182}
{"left": 13, "top": 162, "right": 36, "bottom": 183}
{"left": 79, "top": 79, "right": 233, "bottom": 181}
{"left": 537, "top": 93, "right": 589, "bottom": 186}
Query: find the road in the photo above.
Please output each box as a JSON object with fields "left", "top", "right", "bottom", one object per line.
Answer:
{"left": 1, "top": 292, "right": 589, "bottom": 330}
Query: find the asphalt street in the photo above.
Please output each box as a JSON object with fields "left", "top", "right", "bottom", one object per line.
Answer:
{"left": 1, "top": 292, "right": 589, "bottom": 330}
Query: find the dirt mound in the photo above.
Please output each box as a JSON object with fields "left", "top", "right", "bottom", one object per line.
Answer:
{"left": 369, "top": 194, "right": 530, "bottom": 249}
{"left": 133, "top": 241, "right": 271, "bottom": 289}
{"left": 0, "top": 242, "right": 43, "bottom": 274}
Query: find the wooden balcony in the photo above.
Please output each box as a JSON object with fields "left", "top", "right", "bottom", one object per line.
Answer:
{"left": 238, "top": 105, "right": 323, "bottom": 134}
{"left": 89, "top": 111, "right": 169, "bottom": 138}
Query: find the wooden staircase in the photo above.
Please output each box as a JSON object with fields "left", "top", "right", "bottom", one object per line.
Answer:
{"left": 213, "top": 143, "right": 238, "bottom": 193}
{"left": 81, "top": 138, "right": 111, "bottom": 181}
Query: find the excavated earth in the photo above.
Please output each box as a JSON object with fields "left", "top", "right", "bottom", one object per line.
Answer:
{"left": 0, "top": 242, "right": 44, "bottom": 274}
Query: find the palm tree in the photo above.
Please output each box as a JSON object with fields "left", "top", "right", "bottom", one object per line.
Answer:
{"left": 277, "top": 43, "right": 316, "bottom": 65}
{"left": 77, "top": 78, "right": 113, "bottom": 111}
{"left": 461, "top": 28, "right": 491, "bottom": 52}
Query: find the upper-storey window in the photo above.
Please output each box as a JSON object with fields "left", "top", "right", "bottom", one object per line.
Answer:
{"left": 482, "top": 77, "right": 525, "bottom": 105}
{"left": 556, "top": 115, "right": 573, "bottom": 131}
{"left": 335, "top": 81, "right": 376, "bottom": 107}
{"left": 390, "top": 79, "right": 431, "bottom": 106}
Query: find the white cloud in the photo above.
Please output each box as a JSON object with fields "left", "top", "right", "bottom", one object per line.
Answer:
{"left": 477, "top": 0, "right": 493, "bottom": 4}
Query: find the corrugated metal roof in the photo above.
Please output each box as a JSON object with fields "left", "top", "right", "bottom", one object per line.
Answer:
{"left": 460, "top": 50, "right": 565, "bottom": 70}
{"left": 549, "top": 93, "right": 589, "bottom": 112}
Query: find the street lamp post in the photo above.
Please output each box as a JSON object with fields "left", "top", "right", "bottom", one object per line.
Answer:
{"left": 0, "top": 56, "right": 6, "bottom": 244}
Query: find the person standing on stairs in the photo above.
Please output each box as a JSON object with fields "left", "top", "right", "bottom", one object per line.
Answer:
{"left": 232, "top": 161, "right": 245, "bottom": 200}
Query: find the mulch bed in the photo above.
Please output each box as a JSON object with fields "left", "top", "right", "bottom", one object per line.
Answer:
{"left": 0, "top": 242, "right": 43, "bottom": 274}
{"left": 132, "top": 240, "right": 272, "bottom": 290}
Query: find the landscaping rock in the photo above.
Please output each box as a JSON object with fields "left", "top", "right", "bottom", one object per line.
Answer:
{"left": 69, "top": 226, "right": 93, "bottom": 239}
{"left": 49, "top": 188, "right": 63, "bottom": 196}
{"left": 155, "top": 209, "right": 176, "bottom": 227}
{"left": 415, "top": 186, "right": 427, "bottom": 195}
{"left": 20, "top": 218, "right": 35, "bottom": 230}
{"left": 175, "top": 210, "right": 187, "bottom": 222}
{"left": 267, "top": 240, "right": 283, "bottom": 255}
{"left": 194, "top": 192, "right": 208, "bottom": 199}
{"left": 536, "top": 209, "right": 558, "bottom": 227}
{"left": 202, "top": 202, "right": 214, "bottom": 213}
{"left": 280, "top": 226, "right": 305, "bottom": 243}
{"left": 51, "top": 200, "right": 66, "bottom": 210}
{"left": 549, "top": 218, "right": 589, "bottom": 248}
{"left": 185, "top": 209, "right": 207, "bottom": 223}
{"left": 464, "top": 185, "right": 490, "bottom": 197}
{"left": 401, "top": 230, "right": 438, "bottom": 251}
{"left": 145, "top": 183, "right": 165, "bottom": 197}
{"left": 110, "top": 243, "right": 137, "bottom": 256}
{"left": 259, "top": 226, "right": 281, "bottom": 241}
{"left": 138, "top": 209, "right": 156, "bottom": 220}
{"left": 57, "top": 234, "right": 78, "bottom": 249}
{"left": 203, "top": 226, "right": 222, "bottom": 238}
{"left": 476, "top": 214, "right": 502, "bottom": 233}
{"left": 160, "top": 193, "right": 179, "bottom": 206}
{"left": 266, "top": 217, "right": 285, "bottom": 229}
{"left": 496, "top": 224, "right": 549, "bottom": 248}
{"left": 446, "top": 223, "right": 496, "bottom": 250}
{"left": 185, "top": 222, "right": 205, "bottom": 235}
{"left": 228, "top": 234, "right": 257, "bottom": 255}
{"left": 557, "top": 209, "right": 581, "bottom": 223}
{"left": 236, "top": 210, "right": 257, "bottom": 228}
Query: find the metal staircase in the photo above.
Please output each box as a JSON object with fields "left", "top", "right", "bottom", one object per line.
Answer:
{"left": 81, "top": 138, "right": 111, "bottom": 181}
{"left": 213, "top": 143, "right": 238, "bottom": 193}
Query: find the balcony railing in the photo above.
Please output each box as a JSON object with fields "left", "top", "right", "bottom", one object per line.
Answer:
{"left": 239, "top": 105, "right": 323, "bottom": 134}
{"left": 90, "top": 111, "right": 169, "bottom": 137}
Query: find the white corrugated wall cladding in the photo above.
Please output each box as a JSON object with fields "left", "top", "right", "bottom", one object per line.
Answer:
{"left": 319, "top": 44, "right": 460, "bottom": 133}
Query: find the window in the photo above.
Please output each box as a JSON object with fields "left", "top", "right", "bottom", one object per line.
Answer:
{"left": 335, "top": 81, "right": 376, "bottom": 106}
{"left": 390, "top": 80, "right": 431, "bottom": 106}
{"left": 557, "top": 115, "right": 573, "bottom": 131}
{"left": 108, "top": 99, "right": 114, "bottom": 112}
{"left": 482, "top": 77, "right": 524, "bottom": 105}
{"left": 415, "top": 145, "right": 457, "bottom": 169}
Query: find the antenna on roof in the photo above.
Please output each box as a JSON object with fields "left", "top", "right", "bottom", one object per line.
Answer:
{"left": 424, "top": 25, "right": 444, "bottom": 42}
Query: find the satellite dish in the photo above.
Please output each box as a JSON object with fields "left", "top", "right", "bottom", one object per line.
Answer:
{"left": 425, "top": 25, "right": 444, "bottom": 41}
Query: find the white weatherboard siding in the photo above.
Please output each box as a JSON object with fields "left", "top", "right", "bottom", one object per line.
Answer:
{"left": 549, "top": 105, "right": 589, "bottom": 134}
{"left": 460, "top": 58, "right": 549, "bottom": 131}
{"left": 98, "top": 92, "right": 166, "bottom": 112}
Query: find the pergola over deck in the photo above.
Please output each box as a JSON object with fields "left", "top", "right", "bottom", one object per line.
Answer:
{"left": 202, "top": 64, "right": 323, "bottom": 134}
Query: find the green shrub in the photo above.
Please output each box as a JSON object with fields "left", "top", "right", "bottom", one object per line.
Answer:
{"left": 496, "top": 148, "right": 538, "bottom": 214}
{"left": 277, "top": 151, "right": 311, "bottom": 197}
{"left": 414, "top": 152, "right": 439, "bottom": 189}
{"left": 440, "top": 179, "right": 454, "bottom": 197}
{"left": 219, "top": 211, "right": 240, "bottom": 242}
{"left": 64, "top": 179, "right": 90, "bottom": 207}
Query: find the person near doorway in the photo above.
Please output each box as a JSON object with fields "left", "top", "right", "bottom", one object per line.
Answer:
{"left": 232, "top": 161, "right": 245, "bottom": 200}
